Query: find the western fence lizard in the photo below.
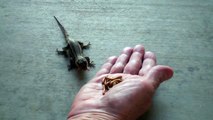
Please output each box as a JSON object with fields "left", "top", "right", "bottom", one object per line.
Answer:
{"left": 54, "top": 16, "right": 94, "bottom": 71}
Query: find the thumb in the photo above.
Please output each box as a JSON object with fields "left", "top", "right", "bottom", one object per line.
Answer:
{"left": 146, "top": 65, "right": 174, "bottom": 88}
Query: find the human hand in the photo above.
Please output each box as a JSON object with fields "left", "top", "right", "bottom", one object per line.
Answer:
{"left": 68, "top": 45, "right": 173, "bottom": 120}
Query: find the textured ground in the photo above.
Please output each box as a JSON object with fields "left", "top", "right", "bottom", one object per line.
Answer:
{"left": 0, "top": 0, "right": 213, "bottom": 120}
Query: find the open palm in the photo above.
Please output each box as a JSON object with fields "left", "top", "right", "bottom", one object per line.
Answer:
{"left": 68, "top": 45, "right": 173, "bottom": 120}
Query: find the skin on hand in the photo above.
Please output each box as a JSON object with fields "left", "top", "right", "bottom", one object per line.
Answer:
{"left": 68, "top": 45, "right": 174, "bottom": 120}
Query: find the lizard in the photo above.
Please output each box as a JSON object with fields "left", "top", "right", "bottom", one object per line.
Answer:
{"left": 54, "top": 16, "right": 94, "bottom": 71}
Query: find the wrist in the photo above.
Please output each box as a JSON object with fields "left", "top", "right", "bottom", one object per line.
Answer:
{"left": 68, "top": 112, "right": 123, "bottom": 120}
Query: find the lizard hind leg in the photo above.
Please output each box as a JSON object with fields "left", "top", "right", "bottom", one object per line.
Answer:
{"left": 56, "top": 47, "right": 68, "bottom": 57}
{"left": 56, "top": 48, "right": 65, "bottom": 55}
{"left": 78, "top": 41, "right": 91, "bottom": 49}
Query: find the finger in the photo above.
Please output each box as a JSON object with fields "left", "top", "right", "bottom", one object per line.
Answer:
{"left": 123, "top": 45, "right": 145, "bottom": 74}
{"left": 145, "top": 65, "right": 174, "bottom": 89}
{"left": 110, "top": 47, "right": 133, "bottom": 73}
{"left": 95, "top": 56, "right": 117, "bottom": 77}
{"left": 139, "top": 51, "right": 156, "bottom": 76}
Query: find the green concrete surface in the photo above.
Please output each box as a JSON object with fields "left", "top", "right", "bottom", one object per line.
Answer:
{"left": 0, "top": 0, "right": 213, "bottom": 120}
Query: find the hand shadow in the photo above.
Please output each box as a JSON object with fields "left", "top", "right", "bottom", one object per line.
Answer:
{"left": 137, "top": 98, "right": 169, "bottom": 120}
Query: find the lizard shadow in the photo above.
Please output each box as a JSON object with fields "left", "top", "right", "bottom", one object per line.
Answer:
{"left": 73, "top": 70, "right": 86, "bottom": 80}
{"left": 56, "top": 52, "right": 87, "bottom": 80}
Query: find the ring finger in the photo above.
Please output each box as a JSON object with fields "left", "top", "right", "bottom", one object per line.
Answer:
{"left": 110, "top": 47, "right": 133, "bottom": 73}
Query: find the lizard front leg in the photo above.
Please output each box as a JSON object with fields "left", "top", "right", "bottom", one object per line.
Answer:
{"left": 78, "top": 41, "right": 91, "bottom": 49}
{"left": 85, "top": 57, "right": 95, "bottom": 68}
{"left": 67, "top": 58, "right": 76, "bottom": 71}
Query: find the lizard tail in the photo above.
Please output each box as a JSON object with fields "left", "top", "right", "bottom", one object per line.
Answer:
{"left": 54, "top": 16, "right": 69, "bottom": 43}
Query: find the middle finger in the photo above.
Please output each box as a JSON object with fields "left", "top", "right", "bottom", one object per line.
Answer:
{"left": 123, "top": 45, "right": 145, "bottom": 75}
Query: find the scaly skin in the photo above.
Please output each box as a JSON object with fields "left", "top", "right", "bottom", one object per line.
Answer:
{"left": 54, "top": 16, "right": 94, "bottom": 70}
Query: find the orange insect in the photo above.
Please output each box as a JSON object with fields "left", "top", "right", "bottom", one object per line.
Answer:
{"left": 102, "top": 76, "right": 123, "bottom": 95}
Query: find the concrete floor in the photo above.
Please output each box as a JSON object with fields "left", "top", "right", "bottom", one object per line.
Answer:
{"left": 0, "top": 0, "right": 213, "bottom": 120}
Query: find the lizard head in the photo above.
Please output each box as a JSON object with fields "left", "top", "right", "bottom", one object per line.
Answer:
{"left": 76, "top": 58, "right": 89, "bottom": 70}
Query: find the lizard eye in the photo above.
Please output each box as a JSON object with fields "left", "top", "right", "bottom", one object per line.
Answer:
{"left": 76, "top": 58, "right": 88, "bottom": 70}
